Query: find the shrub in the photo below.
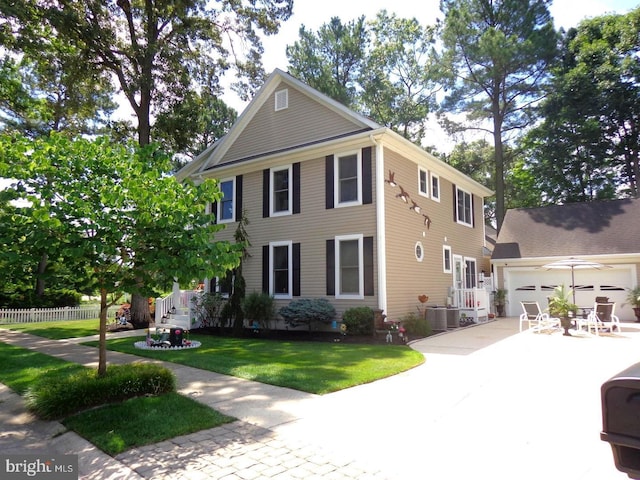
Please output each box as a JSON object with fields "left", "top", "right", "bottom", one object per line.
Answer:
{"left": 191, "top": 292, "right": 225, "bottom": 328}
{"left": 400, "top": 312, "right": 431, "bottom": 338}
{"left": 25, "top": 363, "right": 176, "bottom": 420}
{"left": 279, "top": 298, "right": 336, "bottom": 330}
{"left": 0, "top": 288, "right": 82, "bottom": 308}
{"left": 342, "top": 306, "right": 374, "bottom": 335}
{"left": 242, "top": 292, "right": 275, "bottom": 329}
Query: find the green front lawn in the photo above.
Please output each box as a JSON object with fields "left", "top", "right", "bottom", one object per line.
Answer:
{"left": 1, "top": 319, "right": 101, "bottom": 339}
{"left": 64, "top": 393, "right": 234, "bottom": 456}
{"left": 87, "top": 334, "right": 425, "bottom": 394}
{"left": 0, "top": 342, "right": 234, "bottom": 455}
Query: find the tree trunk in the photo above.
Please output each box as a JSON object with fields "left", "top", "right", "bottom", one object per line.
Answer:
{"left": 34, "top": 252, "right": 48, "bottom": 297}
{"left": 492, "top": 98, "right": 505, "bottom": 232}
{"left": 130, "top": 293, "right": 151, "bottom": 329}
{"left": 98, "top": 288, "right": 108, "bottom": 377}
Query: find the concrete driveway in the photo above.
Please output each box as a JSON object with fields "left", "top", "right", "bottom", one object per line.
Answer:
{"left": 274, "top": 318, "right": 638, "bottom": 479}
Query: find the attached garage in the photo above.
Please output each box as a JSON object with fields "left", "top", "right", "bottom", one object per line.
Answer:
{"left": 491, "top": 198, "right": 640, "bottom": 323}
{"left": 503, "top": 265, "right": 636, "bottom": 320}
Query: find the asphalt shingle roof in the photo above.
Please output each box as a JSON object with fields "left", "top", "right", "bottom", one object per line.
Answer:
{"left": 492, "top": 198, "right": 640, "bottom": 259}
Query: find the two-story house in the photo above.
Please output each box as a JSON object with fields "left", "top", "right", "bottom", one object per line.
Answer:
{"left": 175, "top": 69, "right": 493, "bottom": 329}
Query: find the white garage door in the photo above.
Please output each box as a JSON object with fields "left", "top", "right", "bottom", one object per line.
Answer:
{"left": 504, "top": 265, "right": 635, "bottom": 320}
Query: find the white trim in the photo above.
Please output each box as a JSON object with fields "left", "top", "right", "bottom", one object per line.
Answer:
{"left": 269, "top": 241, "right": 293, "bottom": 299}
{"left": 335, "top": 234, "right": 364, "bottom": 299}
{"left": 217, "top": 177, "right": 235, "bottom": 224}
{"left": 418, "top": 166, "right": 429, "bottom": 197}
{"left": 373, "top": 136, "right": 388, "bottom": 314}
{"left": 431, "top": 172, "right": 440, "bottom": 202}
{"left": 334, "top": 150, "right": 362, "bottom": 208}
{"left": 270, "top": 164, "right": 292, "bottom": 217}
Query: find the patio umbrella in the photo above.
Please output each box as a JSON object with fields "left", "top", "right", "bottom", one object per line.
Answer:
{"left": 541, "top": 257, "right": 611, "bottom": 305}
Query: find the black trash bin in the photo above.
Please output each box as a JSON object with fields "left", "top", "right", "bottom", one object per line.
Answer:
{"left": 601, "top": 362, "right": 640, "bottom": 479}
{"left": 169, "top": 328, "right": 183, "bottom": 347}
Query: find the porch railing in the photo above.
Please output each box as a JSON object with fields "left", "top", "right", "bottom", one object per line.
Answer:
{"left": 155, "top": 290, "right": 199, "bottom": 324}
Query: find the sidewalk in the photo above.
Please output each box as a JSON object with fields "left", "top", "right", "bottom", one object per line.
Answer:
{"left": 1, "top": 319, "right": 638, "bottom": 479}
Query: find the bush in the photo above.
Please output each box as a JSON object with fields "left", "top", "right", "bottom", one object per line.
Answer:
{"left": 191, "top": 292, "right": 225, "bottom": 328}
{"left": 0, "top": 288, "right": 82, "bottom": 308}
{"left": 25, "top": 363, "right": 176, "bottom": 420}
{"left": 242, "top": 292, "right": 275, "bottom": 329}
{"left": 400, "top": 312, "right": 431, "bottom": 338}
{"left": 342, "top": 306, "right": 374, "bottom": 335}
{"left": 279, "top": 298, "right": 336, "bottom": 330}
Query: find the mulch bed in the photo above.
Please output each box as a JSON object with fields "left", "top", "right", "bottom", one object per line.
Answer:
{"left": 191, "top": 327, "right": 424, "bottom": 345}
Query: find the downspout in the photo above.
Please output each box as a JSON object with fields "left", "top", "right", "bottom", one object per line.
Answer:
{"left": 371, "top": 134, "right": 387, "bottom": 316}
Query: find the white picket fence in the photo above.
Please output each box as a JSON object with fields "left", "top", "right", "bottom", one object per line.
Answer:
{"left": 0, "top": 305, "right": 119, "bottom": 324}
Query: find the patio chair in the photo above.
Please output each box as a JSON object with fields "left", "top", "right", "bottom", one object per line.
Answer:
{"left": 519, "top": 301, "right": 561, "bottom": 333}
{"left": 577, "top": 302, "right": 621, "bottom": 336}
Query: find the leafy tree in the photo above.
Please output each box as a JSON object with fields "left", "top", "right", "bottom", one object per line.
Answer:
{"left": 438, "top": 0, "right": 558, "bottom": 230}
{"left": 1, "top": 0, "right": 293, "bottom": 323}
{"left": 0, "top": 132, "right": 243, "bottom": 375}
{"left": 287, "top": 16, "right": 368, "bottom": 108}
{"left": 360, "top": 10, "right": 440, "bottom": 143}
{"left": 154, "top": 86, "right": 237, "bottom": 169}
{"left": 0, "top": 36, "right": 115, "bottom": 136}
{"left": 525, "top": 9, "right": 640, "bottom": 201}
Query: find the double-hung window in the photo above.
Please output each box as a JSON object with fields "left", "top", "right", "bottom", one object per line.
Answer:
{"left": 431, "top": 173, "right": 440, "bottom": 201}
{"left": 218, "top": 178, "right": 235, "bottom": 223}
{"left": 270, "top": 241, "right": 292, "bottom": 298}
{"left": 456, "top": 186, "right": 473, "bottom": 227}
{"left": 271, "top": 165, "right": 291, "bottom": 216}
{"left": 336, "top": 234, "right": 363, "bottom": 298}
{"left": 418, "top": 167, "right": 429, "bottom": 197}
{"left": 335, "top": 152, "right": 361, "bottom": 206}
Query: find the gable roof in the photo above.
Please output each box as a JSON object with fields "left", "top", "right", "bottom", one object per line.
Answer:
{"left": 176, "top": 68, "right": 381, "bottom": 180}
{"left": 176, "top": 69, "right": 493, "bottom": 198}
{"left": 492, "top": 198, "right": 640, "bottom": 259}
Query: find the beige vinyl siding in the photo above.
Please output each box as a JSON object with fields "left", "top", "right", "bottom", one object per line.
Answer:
{"left": 209, "top": 149, "right": 379, "bottom": 318}
{"left": 382, "top": 149, "right": 486, "bottom": 319}
{"left": 221, "top": 86, "right": 365, "bottom": 165}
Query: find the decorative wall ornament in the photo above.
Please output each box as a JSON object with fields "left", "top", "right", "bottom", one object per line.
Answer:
{"left": 396, "top": 185, "right": 410, "bottom": 203}
{"left": 385, "top": 170, "right": 397, "bottom": 187}
{"left": 384, "top": 170, "right": 432, "bottom": 229}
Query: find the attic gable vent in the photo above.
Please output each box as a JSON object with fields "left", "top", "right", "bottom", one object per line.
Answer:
{"left": 275, "top": 89, "right": 288, "bottom": 111}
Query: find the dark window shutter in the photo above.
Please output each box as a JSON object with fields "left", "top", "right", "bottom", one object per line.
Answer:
{"left": 362, "top": 147, "right": 372, "bottom": 205}
{"left": 262, "top": 245, "right": 269, "bottom": 294}
{"left": 293, "top": 162, "right": 301, "bottom": 214}
{"left": 471, "top": 194, "right": 476, "bottom": 228}
{"left": 293, "top": 242, "right": 301, "bottom": 296}
{"left": 364, "top": 236, "right": 374, "bottom": 296}
{"left": 263, "top": 169, "right": 270, "bottom": 218}
{"left": 235, "top": 175, "right": 243, "bottom": 221}
{"left": 326, "top": 239, "right": 335, "bottom": 295}
{"left": 211, "top": 202, "right": 218, "bottom": 224}
{"left": 325, "top": 155, "right": 334, "bottom": 209}
{"left": 452, "top": 183, "right": 457, "bottom": 222}
{"left": 209, "top": 277, "right": 217, "bottom": 293}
